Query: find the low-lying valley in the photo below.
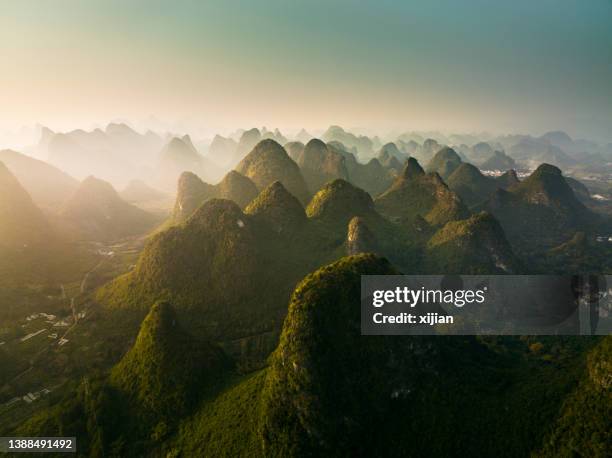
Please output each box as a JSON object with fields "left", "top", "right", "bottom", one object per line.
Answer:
{"left": 1, "top": 126, "right": 610, "bottom": 457}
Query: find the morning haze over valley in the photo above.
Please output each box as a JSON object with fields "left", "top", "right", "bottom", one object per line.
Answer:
{"left": 0, "top": 1, "right": 610, "bottom": 457}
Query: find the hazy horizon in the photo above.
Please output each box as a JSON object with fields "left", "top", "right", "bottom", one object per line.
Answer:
{"left": 1, "top": 0, "right": 611, "bottom": 143}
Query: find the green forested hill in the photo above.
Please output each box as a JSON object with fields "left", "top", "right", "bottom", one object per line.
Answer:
{"left": 13, "top": 255, "right": 606, "bottom": 457}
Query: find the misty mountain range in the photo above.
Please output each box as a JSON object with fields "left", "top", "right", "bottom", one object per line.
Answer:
{"left": 0, "top": 125, "right": 610, "bottom": 457}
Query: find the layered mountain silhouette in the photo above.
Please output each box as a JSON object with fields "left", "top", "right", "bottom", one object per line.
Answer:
{"left": 99, "top": 165, "right": 520, "bottom": 364}
{"left": 157, "top": 136, "right": 221, "bottom": 191}
{"left": 328, "top": 142, "right": 394, "bottom": 197}
{"left": 295, "top": 139, "right": 349, "bottom": 193}
{"left": 509, "top": 137, "right": 575, "bottom": 169}
{"left": 120, "top": 180, "right": 166, "bottom": 203}
{"left": 480, "top": 150, "right": 516, "bottom": 170}
{"left": 207, "top": 134, "right": 239, "bottom": 168}
{"left": 244, "top": 181, "right": 307, "bottom": 234}
{"left": 470, "top": 141, "right": 495, "bottom": 164}
{"left": 237, "top": 128, "right": 263, "bottom": 157}
{"left": 564, "top": 177, "right": 591, "bottom": 204}
{"left": 173, "top": 170, "right": 258, "bottom": 221}
{"left": 60, "top": 176, "right": 157, "bottom": 240}
{"left": 446, "top": 162, "right": 498, "bottom": 206}
{"left": 98, "top": 198, "right": 307, "bottom": 344}
{"left": 0, "top": 149, "right": 78, "bottom": 208}
{"left": 235, "top": 139, "right": 310, "bottom": 204}
{"left": 262, "top": 127, "right": 288, "bottom": 145}
{"left": 377, "top": 142, "right": 407, "bottom": 171}
{"left": 481, "top": 164, "right": 594, "bottom": 252}
{"left": 295, "top": 128, "right": 313, "bottom": 144}
{"left": 426, "top": 146, "right": 463, "bottom": 179}
{"left": 215, "top": 170, "right": 259, "bottom": 207}
{"left": 284, "top": 141, "right": 305, "bottom": 162}
{"left": 322, "top": 125, "right": 374, "bottom": 158}
{"left": 375, "top": 158, "right": 469, "bottom": 226}
{"left": 0, "top": 161, "right": 50, "bottom": 249}
{"left": 43, "top": 123, "right": 163, "bottom": 186}
{"left": 494, "top": 169, "right": 520, "bottom": 189}
{"left": 11, "top": 124, "right": 610, "bottom": 458}
{"left": 411, "top": 137, "right": 442, "bottom": 164}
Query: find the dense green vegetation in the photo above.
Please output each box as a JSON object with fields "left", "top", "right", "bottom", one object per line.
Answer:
{"left": 446, "top": 162, "right": 498, "bottom": 206}
{"left": 327, "top": 142, "right": 395, "bottom": 197}
{"left": 426, "top": 212, "right": 521, "bottom": 274}
{"left": 245, "top": 181, "right": 307, "bottom": 234}
{"left": 296, "top": 139, "right": 349, "bottom": 194}
{"left": 235, "top": 139, "right": 310, "bottom": 204}
{"left": 481, "top": 164, "right": 600, "bottom": 260}
{"left": 536, "top": 336, "right": 611, "bottom": 457}
{"left": 2, "top": 137, "right": 610, "bottom": 457}
{"left": 21, "top": 255, "right": 603, "bottom": 457}
{"left": 110, "top": 301, "right": 230, "bottom": 418}
{"left": 172, "top": 170, "right": 258, "bottom": 221}
{"left": 425, "top": 146, "right": 463, "bottom": 179}
{"left": 375, "top": 158, "right": 469, "bottom": 226}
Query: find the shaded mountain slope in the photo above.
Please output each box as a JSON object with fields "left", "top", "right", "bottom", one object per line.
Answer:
{"left": 284, "top": 141, "right": 305, "bottom": 162}
{"left": 481, "top": 164, "right": 595, "bottom": 253}
{"left": 426, "top": 212, "right": 521, "bottom": 274}
{"left": 0, "top": 149, "right": 78, "bottom": 208}
{"left": 377, "top": 142, "right": 406, "bottom": 171}
{"left": 157, "top": 136, "right": 221, "bottom": 190}
{"left": 495, "top": 169, "right": 520, "bottom": 189}
{"left": 375, "top": 158, "right": 469, "bottom": 226}
{"left": 173, "top": 170, "right": 258, "bottom": 221}
{"left": 172, "top": 172, "right": 215, "bottom": 221}
{"left": 0, "top": 161, "right": 51, "bottom": 249}
{"left": 60, "top": 176, "right": 157, "bottom": 240}
{"left": 207, "top": 134, "right": 239, "bottom": 168}
{"left": 346, "top": 216, "right": 378, "bottom": 255}
{"left": 98, "top": 199, "right": 308, "bottom": 343}
{"left": 536, "top": 336, "right": 611, "bottom": 457}
{"left": 297, "top": 139, "right": 349, "bottom": 193}
{"left": 306, "top": 179, "right": 377, "bottom": 228}
{"left": 110, "top": 301, "right": 229, "bottom": 417}
{"left": 235, "top": 139, "right": 310, "bottom": 204}
{"left": 327, "top": 142, "right": 395, "bottom": 197}
{"left": 15, "top": 255, "right": 604, "bottom": 457}
{"left": 245, "top": 181, "right": 307, "bottom": 234}
{"left": 481, "top": 150, "right": 516, "bottom": 171}
{"left": 446, "top": 162, "right": 497, "bottom": 206}
{"left": 425, "top": 146, "right": 462, "bottom": 179}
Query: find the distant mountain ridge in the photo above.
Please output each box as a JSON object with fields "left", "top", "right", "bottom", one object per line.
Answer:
{"left": 0, "top": 149, "right": 78, "bottom": 209}
{"left": 0, "top": 161, "right": 51, "bottom": 249}
{"left": 375, "top": 158, "right": 469, "bottom": 226}
{"left": 156, "top": 135, "right": 222, "bottom": 191}
{"left": 481, "top": 163, "right": 596, "bottom": 254}
{"left": 60, "top": 176, "right": 157, "bottom": 240}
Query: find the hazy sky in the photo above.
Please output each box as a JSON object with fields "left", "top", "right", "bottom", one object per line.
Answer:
{"left": 1, "top": 0, "right": 611, "bottom": 140}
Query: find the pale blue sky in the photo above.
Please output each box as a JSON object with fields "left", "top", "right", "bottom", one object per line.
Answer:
{"left": 1, "top": 0, "right": 611, "bottom": 140}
